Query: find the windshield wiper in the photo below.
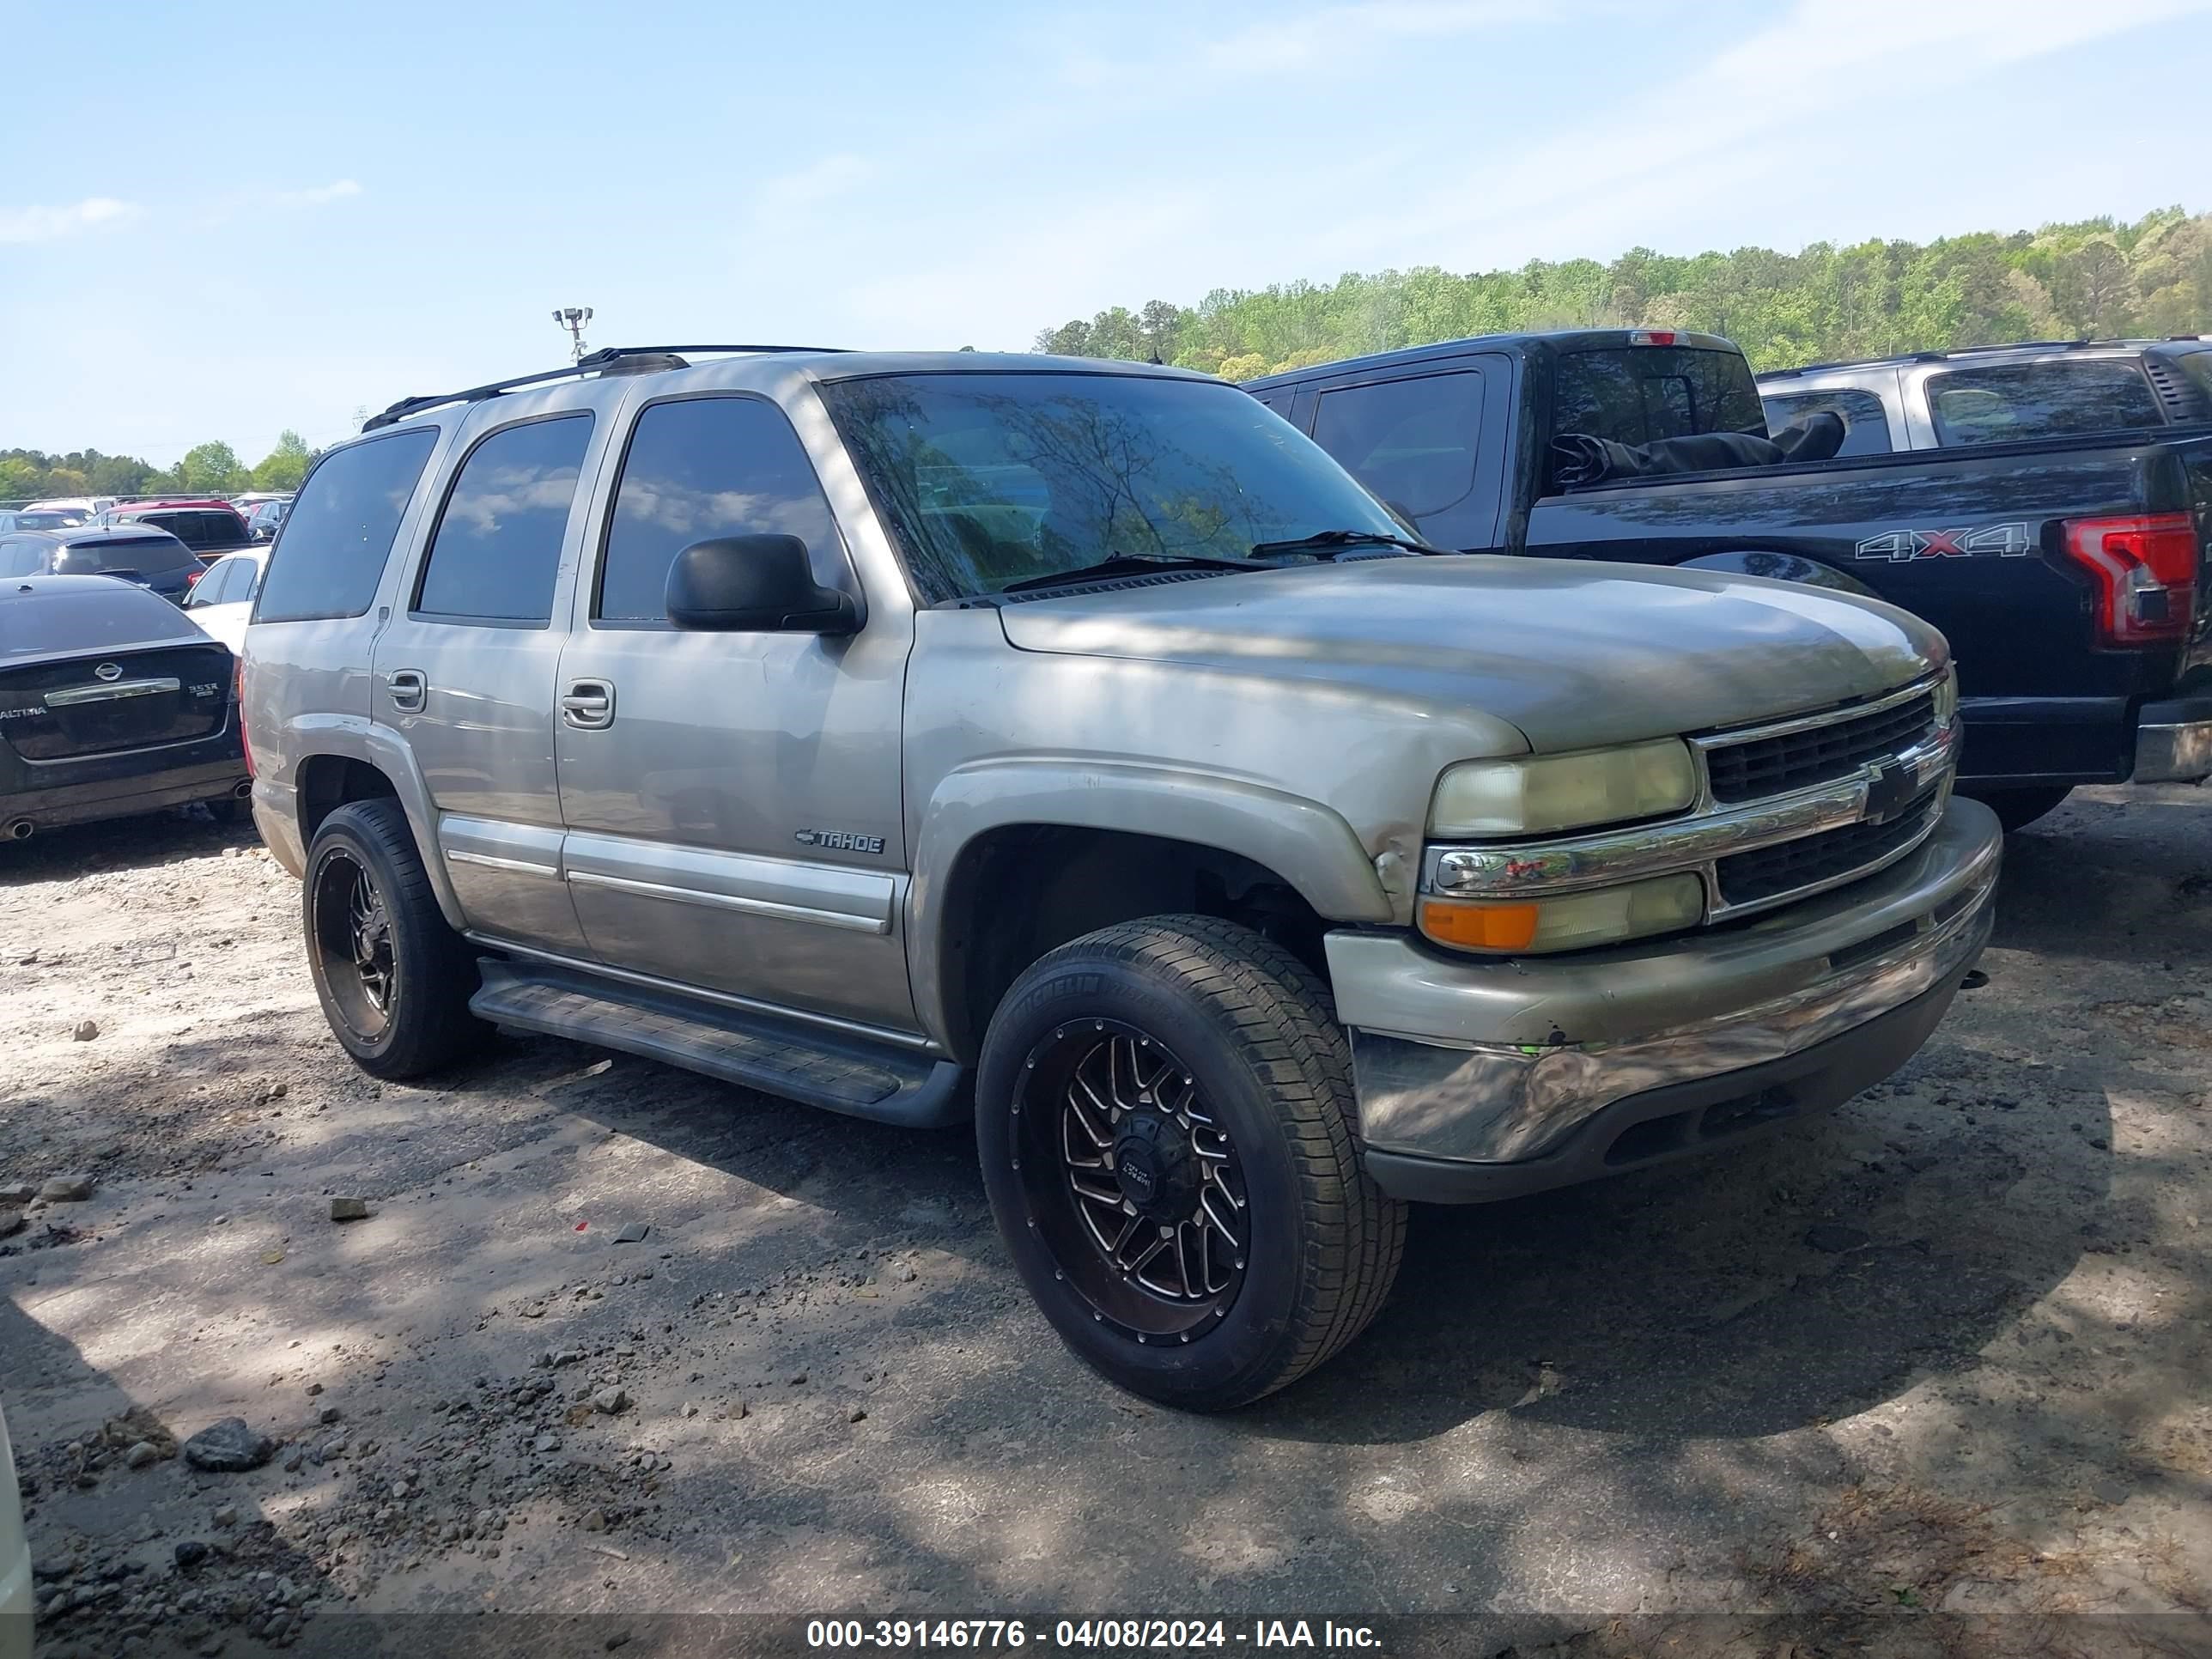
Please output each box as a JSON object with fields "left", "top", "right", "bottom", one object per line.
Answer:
{"left": 998, "top": 553, "right": 1257, "bottom": 594}
{"left": 1248, "top": 528, "right": 1449, "bottom": 558}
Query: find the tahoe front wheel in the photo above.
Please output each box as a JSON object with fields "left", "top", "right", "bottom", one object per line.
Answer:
{"left": 976, "top": 916, "right": 1406, "bottom": 1410}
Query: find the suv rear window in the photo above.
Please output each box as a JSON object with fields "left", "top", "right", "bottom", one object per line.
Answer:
{"left": 1551, "top": 346, "right": 1767, "bottom": 448}
{"left": 414, "top": 414, "right": 593, "bottom": 625}
{"left": 55, "top": 535, "right": 196, "bottom": 575}
{"left": 258, "top": 427, "right": 441, "bottom": 624}
{"left": 1927, "top": 360, "right": 2166, "bottom": 446}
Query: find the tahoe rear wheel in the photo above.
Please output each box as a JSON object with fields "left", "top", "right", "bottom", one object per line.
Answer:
{"left": 976, "top": 916, "right": 1406, "bottom": 1411}
{"left": 303, "top": 799, "right": 486, "bottom": 1079}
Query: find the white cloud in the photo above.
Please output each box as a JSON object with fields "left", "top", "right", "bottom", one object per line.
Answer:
{"left": 1316, "top": 0, "right": 2212, "bottom": 269}
{"left": 0, "top": 197, "right": 142, "bottom": 246}
{"left": 755, "top": 155, "right": 874, "bottom": 220}
{"left": 277, "top": 179, "right": 362, "bottom": 209}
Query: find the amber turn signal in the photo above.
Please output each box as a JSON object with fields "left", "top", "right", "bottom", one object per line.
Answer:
{"left": 1418, "top": 897, "right": 1540, "bottom": 951}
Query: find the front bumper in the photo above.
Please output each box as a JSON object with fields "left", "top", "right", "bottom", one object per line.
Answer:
{"left": 1328, "top": 796, "right": 2002, "bottom": 1203}
{"left": 2133, "top": 692, "right": 2212, "bottom": 785}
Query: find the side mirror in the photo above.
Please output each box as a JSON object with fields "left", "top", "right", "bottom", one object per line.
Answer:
{"left": 253, "top": 525, "right": 276, "bottom": 543}
{"left": 665, "top": 535, "right": 858, "bottom": 635}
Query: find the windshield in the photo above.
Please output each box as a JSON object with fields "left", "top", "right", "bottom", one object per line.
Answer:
{"left": 822, "top": 372, "right": 1406, "bottom": 603}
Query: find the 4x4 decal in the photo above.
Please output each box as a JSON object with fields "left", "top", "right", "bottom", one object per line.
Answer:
{"left": 1854, "top": 522, "right": 2036, "bottom": 562}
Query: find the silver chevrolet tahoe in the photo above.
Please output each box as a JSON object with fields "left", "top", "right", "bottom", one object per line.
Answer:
{"left": 243, "top": 345, "right": 2002, "bottom": 1410}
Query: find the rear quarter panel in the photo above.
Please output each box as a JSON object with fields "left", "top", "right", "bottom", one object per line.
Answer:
{"left": 1523, "top": 441, "right": 2193, "bottom": 703}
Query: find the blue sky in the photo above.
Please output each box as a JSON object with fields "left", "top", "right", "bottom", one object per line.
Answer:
{"left": 6, "top": 0, "right": 2209, "bottom": 466}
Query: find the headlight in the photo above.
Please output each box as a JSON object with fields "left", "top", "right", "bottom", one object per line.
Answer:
{"left": 1419, "top": 872, "right": 1706, "bottom": 954}
{"left": 1933, "top": 668, "right": 1959, "bottom": 727}
{"left": 1429, "top": 739, "right": 1698, "bottom": 838}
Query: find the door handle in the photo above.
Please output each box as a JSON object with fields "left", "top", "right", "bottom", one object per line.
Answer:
{"left": 560, "top": 679, "right": 616, "bottom": 730}
{"left": 387, "top": 670, "right": 427, "bottom": 713}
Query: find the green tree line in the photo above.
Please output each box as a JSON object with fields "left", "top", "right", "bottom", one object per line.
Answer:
{"left": 0, "top": 431, "right": 316, "bottom": 503}
{"left": 1036, "top": 207, "right": 2212, "bottom": 380}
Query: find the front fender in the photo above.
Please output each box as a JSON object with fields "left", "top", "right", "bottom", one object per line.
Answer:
{"left": 907, "top": 758, "right": 1396, "bottom": 1048}
{"left": 1675, "top": 550, "right": 1880, "bottom": 599}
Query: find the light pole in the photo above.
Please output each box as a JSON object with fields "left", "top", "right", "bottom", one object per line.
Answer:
{"left": 552, "top": 307, "right": 593, "bottom": 363}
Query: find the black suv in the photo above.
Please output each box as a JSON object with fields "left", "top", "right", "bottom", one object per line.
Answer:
{"left": 0, "top": 525, "right": 206, "bottom": 604}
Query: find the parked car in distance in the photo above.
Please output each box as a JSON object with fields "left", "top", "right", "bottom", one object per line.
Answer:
{"left": 0, "top": 1397, "right": 27, "bottom": 1659}
{"left": 24, "top": 496, "right": 115, "bottom": 521}
{"left": 1757, "top": 337, "right": 2212, "bottom": 454}
{"left": 246, "top": 343, "right": 2000, "bottom": 1409}
{"left": 1, "top": 574, "right": 250, "bottom": 839}
{"left": 0, "top": 509, "right": 91, "bottom": 535}
{"left": 182, "top": 546, "right": 267, "bottom": 653}
{"left": 0, "top": 524, "right": 207, "bottom": 604}
{"left": 100, "top": 500, "right": 255, "bottom": 562}
{"left": 242, "top": 499, "right": 290, "bottom": 542}
{"left": 1251, "top": 329, "right": 2212, "bottom": 833}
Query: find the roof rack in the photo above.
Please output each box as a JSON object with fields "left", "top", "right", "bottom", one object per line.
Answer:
{"left": 361, "top": 343, "right": 847, "bottom": 432}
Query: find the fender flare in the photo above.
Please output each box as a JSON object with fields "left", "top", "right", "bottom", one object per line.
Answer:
{"left": 1676, "top": 550, "right": 1880, "bottom": 599}
{"left": 282, "top": 714, "right": 470, "bottom": 931}
{"left": 907, "top": 758, "right": 1395, "bottom": 1049}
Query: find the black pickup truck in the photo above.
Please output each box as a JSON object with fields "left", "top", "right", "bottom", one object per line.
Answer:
{"left": 1249, "top": 330, "right": 2212, "bottom": 830}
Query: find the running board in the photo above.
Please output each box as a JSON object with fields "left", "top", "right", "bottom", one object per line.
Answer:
{"left": 470, "top": 960, "right": 969, "bottom": 1128}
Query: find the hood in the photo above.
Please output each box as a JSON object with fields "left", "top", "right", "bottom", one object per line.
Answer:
{"left": 995, "top": 556, "right": 1945, "bottom": 752}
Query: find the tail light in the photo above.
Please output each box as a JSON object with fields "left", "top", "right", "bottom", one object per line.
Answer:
{"left": 185, "top": 567, "right": 204, "bottom": 586}
{"left": 2062, "top": 513, "right": 2200, "bottom": 647}
{"left": 236, "top": 655, "right": 254, "bottom": 777}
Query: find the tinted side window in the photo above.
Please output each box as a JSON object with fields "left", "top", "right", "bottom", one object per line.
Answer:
{"left": 2172, "top": 349, "right": 2212, "bottom": 407}
{"left": 1310, "top": 372, "right": 1485, "bottom": 545}
{"left": 1761, "top": 388, "right": 1894, "bottom": 456}
{"left": 1252, "top": 388, "right": 1294, "bottom": 417}
{"left": 197, "top": 557, "right": 246, "bottom": 605}
{"left": 258, "top": 427, "right": 441, "bottom": 624}
{"left": 1552, "top": 347, "right": 1767, "bottom": 447}
{"left": 415, "top": 416, "right": 592, "bottom": 624}
{"left": 0, "top": 537, "right": 46, "bottom": 578}
{"left": 597, "top": 398, "right": 840, "bottom": 624}
{"left": 1927, "top": 361, "right": 2166, "bottom": 446}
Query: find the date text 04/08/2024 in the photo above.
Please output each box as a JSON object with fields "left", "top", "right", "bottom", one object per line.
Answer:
{"left": 804, "top": 1620, "right": 1383, "bottom": 1649}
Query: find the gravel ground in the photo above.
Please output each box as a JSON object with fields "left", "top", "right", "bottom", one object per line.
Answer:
{"left": 3, "top": 787, "right": 2210, "bottom": 1659}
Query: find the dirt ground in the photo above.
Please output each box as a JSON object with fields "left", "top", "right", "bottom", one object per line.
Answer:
{"left": 3, "top": 785, "right": 2210, "bottom": 1659}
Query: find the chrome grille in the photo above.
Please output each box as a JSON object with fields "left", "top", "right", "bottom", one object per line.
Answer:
{"left": 1715, "top": 789, "right": 1942, "bottom": 908}
{"left": 1704, "top": 690, "right": 1936, "bottom": 803}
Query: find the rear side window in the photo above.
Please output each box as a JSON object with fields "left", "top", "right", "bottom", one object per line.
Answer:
{"left": 596, "top": 398, "right": 838, "bottom": 625}
{"left": 0, "top": 537, "right": 46, "bottom": 578}
{"left": 1251, "top": 388, "right": 1294, "bottom": 417}
{"left": 1760, "top": 388, "right": 1894, "bottom": 455}
{"left": 258, "top": 427, "right": 441, "bottom": 624}
{"left": 1927, "top": 361, "right": 2166, "bottom": 446}
{"left": 415, "top": 415, "right": 593, "bottom": 624}
{"left": 1310, "top": 371, "right": 1486, "bottom": 547}
{"left": 1552, "top": 346, "right": 1766, "bottom": 447}
{"left": 194, "top": 556, "right": 251, "bottom": 605}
